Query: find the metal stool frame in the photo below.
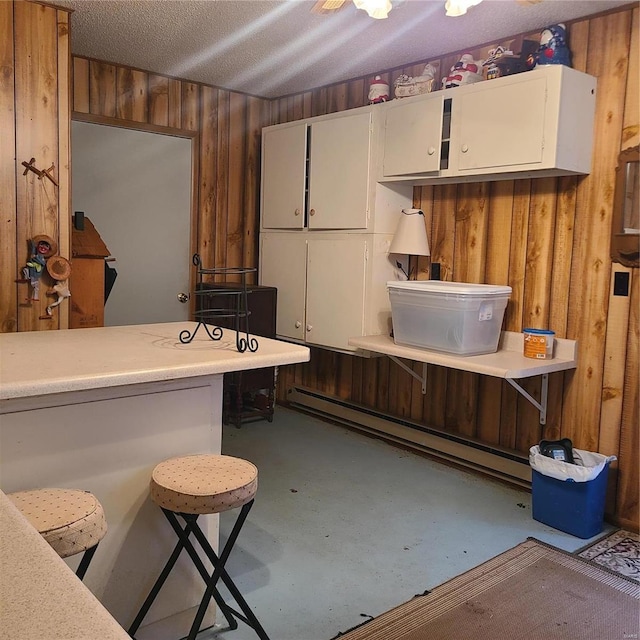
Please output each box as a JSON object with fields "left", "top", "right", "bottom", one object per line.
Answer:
{"left": 128, "top": 499, "right": 270, "bottom": 640}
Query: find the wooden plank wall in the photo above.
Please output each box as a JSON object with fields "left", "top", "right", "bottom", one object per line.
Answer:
{"left": 272, "top": 7, "right": 639, "bottom": 530}
{"left": 6, "top": 1, "right": 636, "bottom": 529}
{"left": 70, "top": 56, "right": 270, "bottom": 286}
{"left": 0, "top": 0, "right": 71, "bottom": 332}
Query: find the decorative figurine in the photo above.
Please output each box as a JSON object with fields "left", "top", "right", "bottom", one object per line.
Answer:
{"left": 394, "top": 63, "right": 437, "bottom": 98}
{"left": 442, "top": 53, "right": 484, "bottom": 89}
{"left": 368, "top": 75, "right": 390, "bottom": 104}
{"left": 528, "top": 23, "right": 571, "bottom": 69}
{"left": 45, "top": 255, "right": 72, "bottom": 316}
{"left": 21, "top": 234, "right": 57, "bottom": 301}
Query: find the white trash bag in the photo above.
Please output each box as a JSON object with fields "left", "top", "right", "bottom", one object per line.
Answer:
{"left": 529, "top": 446, "right": 616, "bottom": 483}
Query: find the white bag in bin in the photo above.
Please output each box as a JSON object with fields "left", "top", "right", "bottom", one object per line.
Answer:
{"left": 529, "top": 446, "right": 617, "bottom": 483}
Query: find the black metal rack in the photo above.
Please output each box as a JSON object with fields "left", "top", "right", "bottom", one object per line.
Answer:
{"left": 179, "top": 254, "right": 259, "bottom": 353}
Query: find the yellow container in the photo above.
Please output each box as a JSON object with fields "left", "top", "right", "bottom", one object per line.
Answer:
{"left": 523, "top": 328, "right": 555, "bottom": 359}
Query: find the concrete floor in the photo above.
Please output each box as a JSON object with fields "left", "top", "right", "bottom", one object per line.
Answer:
{"left": 198, "top": 406, "right": 613, "bottom": 640}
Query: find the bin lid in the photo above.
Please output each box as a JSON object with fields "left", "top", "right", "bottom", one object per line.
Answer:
{"left": 387, "top": 281, "right": 512, "bottom": 297}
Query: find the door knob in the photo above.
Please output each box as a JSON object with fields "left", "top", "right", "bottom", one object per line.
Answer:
{"left": 427, "top": 146, "right": 435, "bottom": 155}
{"left": 306, "top": 324, "right": 313, "bottom": 332}
{"left": 295, "top": 208, "right": 301, "bottom": 216}
{"left": 461, "top": 144, "right": 469, "bottom": 153}
{"left": 309, "top": 208, "right": 316, "bottom": 216}
{"left": 295, "top": 321, "right": 302, "bottom": 328}
{"left": 177, "top": 292, "right": 190, "bottom": 303}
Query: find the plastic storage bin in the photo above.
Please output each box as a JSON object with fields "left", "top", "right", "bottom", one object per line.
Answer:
{"left": 387, "top": 281, "right": 511, "bottom": 356}
{"left": 530, "top": 446, "right": 616, "bottom": 539}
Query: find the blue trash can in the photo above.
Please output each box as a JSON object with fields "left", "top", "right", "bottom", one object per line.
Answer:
{"left": 530, "top": 447, "right": 615, "bottom": 539}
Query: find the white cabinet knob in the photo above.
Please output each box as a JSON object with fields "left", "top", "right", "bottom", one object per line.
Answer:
{"left": 427, "top": 146, "right": 435, "bottom": 155}
{"left": 309, "top": 208, "right": 316, "bottom": 216}
{"left": 294, "top": 208, "right": 301, "bottom": 216}
{"left": 461, "top": 144, "right": 469, "bottom": 153}
{"left": 295, "top": 321, "right": 302, "bottom": 328}
{"left": 306, "top": 324, "right": 313, "bottom": 332}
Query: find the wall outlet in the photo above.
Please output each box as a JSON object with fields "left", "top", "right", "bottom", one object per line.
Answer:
{"left": 613, "top": 271, "right": 629, "bottom": 296}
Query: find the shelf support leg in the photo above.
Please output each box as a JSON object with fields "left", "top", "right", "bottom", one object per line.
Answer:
{"left": 388, "top": 356, "right": 427, "bottom": 394}
{"left": 506, "top": 374, "right": 548, "bottom": 425}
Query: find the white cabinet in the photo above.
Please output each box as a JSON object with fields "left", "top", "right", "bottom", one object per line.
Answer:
{"left": 382, "top": 94, "right": 444, "bottom": 177}
{"left": 260, "top": 232, "right": 397, "bottom": 352}
{"left": 261, "top": 123, "right": 307, "bottom": 229}
{"left": 377, "top": 65, "right": 596, "bottom": 184}
{"left": 261, "top": 110, "right": 375, "bottom": 231}
{"left": 261, "top": 109, "right": 413, "bottom": 234}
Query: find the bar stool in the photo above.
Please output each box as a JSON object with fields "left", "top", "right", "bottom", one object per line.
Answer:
{"left": 128, "top": 454, "right": 270, "bottom": 640}
{"left": 7, "top": 487, "right": 107, "bottom": 580}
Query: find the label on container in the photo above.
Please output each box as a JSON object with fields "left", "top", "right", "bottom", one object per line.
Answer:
{"left": 523, "top": 329, "right": 555, "bottom": 359}
{"left": 478, "top": 302, "right": 493, "bottom": 321}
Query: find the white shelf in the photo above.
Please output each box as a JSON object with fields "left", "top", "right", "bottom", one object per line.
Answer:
{"left": 347, "top": 331, "right": 577, "bottom": 425}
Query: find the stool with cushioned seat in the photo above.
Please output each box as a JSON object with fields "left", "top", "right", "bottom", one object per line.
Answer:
{"left": 7, "top": 488, "right": 107, "bottom": 580}
{"left": 128, "top": 454, "right": 270, "bottom": 640}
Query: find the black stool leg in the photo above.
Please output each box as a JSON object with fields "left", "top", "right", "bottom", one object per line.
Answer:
{"left": 187, "top": 502, "right": 270, "bottom": 640}
{"left": 75, "top": 543, "right": 99, "bottom": 581}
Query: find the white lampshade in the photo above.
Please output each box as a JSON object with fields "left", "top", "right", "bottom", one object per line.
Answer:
{"left": 389, "top": 209, "right": 430, "bottom": 256}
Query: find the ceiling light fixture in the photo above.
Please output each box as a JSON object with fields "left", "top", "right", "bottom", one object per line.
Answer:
{"left": 445, "top": 0, "right": 484, "bottom": 17}
{"left": 353, "top": 0, "right": 392, "bottom": 20}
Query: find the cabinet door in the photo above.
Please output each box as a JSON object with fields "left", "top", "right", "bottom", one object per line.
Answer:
{"left": 383, "top": 95, "right": 443, "bottom": 176}
{"left": 262, "top": 124, "right": 307, "bottom": 229}
{"left": 453, "top": 75, "right": 547, "bottom": 171}
{"left": 306, "top": 237, "right": 367, "bottom": 351}
{"left": 308, "top": 112, "right": 371, "bottom": 230}
{"left": 259, "top": 233, "right": 307, "bottom": 341}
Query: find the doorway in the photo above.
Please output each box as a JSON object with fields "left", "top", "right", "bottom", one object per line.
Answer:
{"left": 71, "top": 120, "right": 193, "bottom": 326}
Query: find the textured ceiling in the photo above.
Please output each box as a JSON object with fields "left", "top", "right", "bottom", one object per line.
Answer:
{"left": 56, "top": 0, "right": 632, "bottom": 98}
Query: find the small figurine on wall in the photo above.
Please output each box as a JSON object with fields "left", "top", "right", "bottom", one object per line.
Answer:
{"left": 442, "top": 53, "right": 484, "bottom": 89}
{"left": 528, "top": 23, "right": 571, "bottom": 68}
{"left": 21, "top": 234, "right": 57, "bottom": 301}
{"left": 368, "top": 75, "right": 390, "bottom": 104}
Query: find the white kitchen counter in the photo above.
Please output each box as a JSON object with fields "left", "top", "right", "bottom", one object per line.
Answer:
{"left": 0, "top": 490, "right": 130, "bottom": 640}
{"left": 0, "top": 322, "right": 309, "bottom": 638}
{"left": 1, "top": 321, "right": 309, "bottom": 401}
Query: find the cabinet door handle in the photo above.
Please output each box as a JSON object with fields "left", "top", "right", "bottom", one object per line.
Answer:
{"left": 461, "top": 144, "right": 469, "bottom": 153}
{"left": 306, "top": 324, "right": 313, "bottom": 332}
{"left": 427, "top": 146, "right": 435, "bottom": 155}
{"left": 294, "top": 208, "right": 301, "bottom": 216}
{"left": 295, "top": 321, "right": 302, "bottom": 328}
{"left": 309, "top": 208, "right": 316, "bottom": 216}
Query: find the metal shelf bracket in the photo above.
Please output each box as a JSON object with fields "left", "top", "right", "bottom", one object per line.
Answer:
{"left": 388, "top": 355, "right": 428, "bottom": 394}
{"left": 506, "top": 373, "right": 549, "bottom": 425}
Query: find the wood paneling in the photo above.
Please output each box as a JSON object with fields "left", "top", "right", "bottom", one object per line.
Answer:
{"left": 5, "top": 1, "right": 636, "bottom": 529}
{"left": 272, "top": 8, "right": 639, "bottom": 529}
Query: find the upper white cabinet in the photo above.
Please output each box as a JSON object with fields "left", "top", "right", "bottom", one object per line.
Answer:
{"left": 261, "top": 110, "right": 379, "bottom": 231}
{"left": 377, "top": 65, "right": 597, "bottom": 184}
{"left": 261, "top": 123, "right": 307, "bottom": 229}
{"left": 383, "top": 94, "right": 444, "bottom": 177}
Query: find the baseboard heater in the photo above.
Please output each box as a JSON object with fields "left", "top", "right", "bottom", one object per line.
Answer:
{"left": 287, "top": 386, "right": 532, "bottom": 489}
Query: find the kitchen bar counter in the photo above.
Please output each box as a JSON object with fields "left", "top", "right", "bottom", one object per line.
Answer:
{"left": 0, "top": 322, "right": 309, "bottom": 638}
{"left": 1, "top": 321, "right": 309, "bottom": 401}
{"left": 0, "top": 490, "right": 130, "bottom": 640}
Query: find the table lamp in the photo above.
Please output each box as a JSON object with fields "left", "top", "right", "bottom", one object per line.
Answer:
{"left": 389, "top": 208, "right": 430, "bottom": 279}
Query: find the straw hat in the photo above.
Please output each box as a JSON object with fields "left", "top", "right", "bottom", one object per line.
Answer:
{"left": 46, "top": 255, "right": 72, "bottom": 281}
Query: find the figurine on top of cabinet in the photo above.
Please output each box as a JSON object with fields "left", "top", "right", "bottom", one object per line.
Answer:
{"left": 394, "top": 63, "right": 437, "bottom": 98}
{"left": 442, "top": 53, "right": 484, "bottom": 89}
{"left": 368, "top": 75, "right": 390, "bottom": 104}
{"left": 528, "top": 23, "right": 571, "bottom": 69}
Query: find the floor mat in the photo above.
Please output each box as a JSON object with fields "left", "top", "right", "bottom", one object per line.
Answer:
{"left": 578, "top": 529, "right": 640, "bottom": 582}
